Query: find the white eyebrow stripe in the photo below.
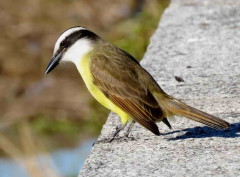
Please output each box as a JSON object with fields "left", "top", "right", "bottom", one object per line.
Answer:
{"left": 53, "top": 27, "right": 85, "bottom": 55}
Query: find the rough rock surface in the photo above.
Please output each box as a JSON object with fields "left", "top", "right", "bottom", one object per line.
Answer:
{"left": 79, "top": 0, "right": 240, "bottom": 176}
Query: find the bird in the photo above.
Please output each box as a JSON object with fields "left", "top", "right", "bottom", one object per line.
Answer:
{"left": 45, "top": 26, "right": 230, "bottom": 139}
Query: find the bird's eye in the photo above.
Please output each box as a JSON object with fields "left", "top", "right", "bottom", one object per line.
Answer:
{"left": 60, "top": 41, "right": 65, "bottom": 47}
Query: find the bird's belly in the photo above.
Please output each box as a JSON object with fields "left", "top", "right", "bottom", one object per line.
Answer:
{"left": 76, "top": 55, "right": 129, "bottom": 124}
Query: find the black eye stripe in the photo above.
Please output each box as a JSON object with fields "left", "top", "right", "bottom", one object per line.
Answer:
{"left": 66, "top": 29, "right": 98, "bottom": 41}
{"left": 60, "top": 41, "right": 65, "bottom": 47}
{"left": 59, "top": 29, "right": 99, "bottom": 49}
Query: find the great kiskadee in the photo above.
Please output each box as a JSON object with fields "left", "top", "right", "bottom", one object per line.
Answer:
{"left": 45, "top": 26, "right": 230, "bottom": 137}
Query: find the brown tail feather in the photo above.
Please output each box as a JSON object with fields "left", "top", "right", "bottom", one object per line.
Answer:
{"left": 156, "top": 95, "right": 230, "bottom": 130}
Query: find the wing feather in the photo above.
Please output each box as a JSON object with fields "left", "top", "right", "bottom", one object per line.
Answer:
{"left": 90, "top": 43, "right": 163, "bottom": 135}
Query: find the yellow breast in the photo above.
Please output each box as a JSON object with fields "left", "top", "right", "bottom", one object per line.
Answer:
{"left": 75, "top": 54, "right": 130, "bottom": 124}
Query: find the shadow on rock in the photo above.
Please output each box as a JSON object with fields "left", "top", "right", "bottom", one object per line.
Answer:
{"left": 166, "top": 122, "right": 240, "bottom": 140}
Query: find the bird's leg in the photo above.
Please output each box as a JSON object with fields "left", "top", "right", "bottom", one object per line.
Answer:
{"left": 108, "top": 123, "right": 128, "bottom": 142}
{"left": 124, "top": 121, "right": 135, "bottom": 138}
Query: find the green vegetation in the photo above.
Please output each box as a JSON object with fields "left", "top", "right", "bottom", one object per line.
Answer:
{"left": 109, "top": 0, "right": 169, "bottom": 60}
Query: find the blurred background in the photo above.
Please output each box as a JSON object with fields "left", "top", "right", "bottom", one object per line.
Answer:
{"left": 0, "top": 0, "right": 169, "bottom": 176}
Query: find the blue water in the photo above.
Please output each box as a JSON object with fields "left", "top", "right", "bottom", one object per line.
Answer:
{"left": 0, "top": 139, "right": 95, "bottom": 177}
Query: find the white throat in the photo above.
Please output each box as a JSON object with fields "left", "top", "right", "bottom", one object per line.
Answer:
{"left": 61, "top": 38, "right": 93, "bottom": 66}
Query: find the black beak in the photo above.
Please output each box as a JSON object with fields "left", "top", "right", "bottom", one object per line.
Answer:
{"left": 45, "top": 51, "right": 63, "bottom": 75}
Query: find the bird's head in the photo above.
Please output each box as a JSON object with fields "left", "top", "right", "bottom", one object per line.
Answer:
{"left": 45, "top": 26, "right": 99, "bottom": 74}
